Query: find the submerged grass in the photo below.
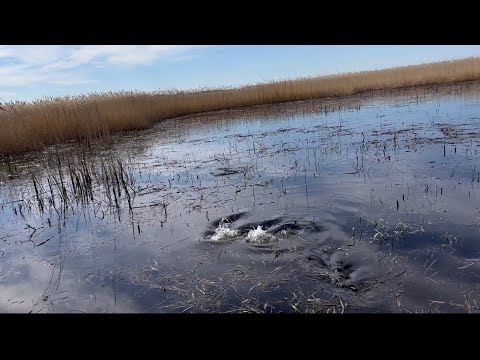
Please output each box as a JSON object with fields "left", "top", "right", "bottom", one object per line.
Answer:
{"left": 2, "top": 57, "right": 480, "bottom": 155}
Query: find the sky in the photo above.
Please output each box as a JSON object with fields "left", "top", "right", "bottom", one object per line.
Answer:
{"left": 1, "top": 45, "right": 480, "bottom": 103}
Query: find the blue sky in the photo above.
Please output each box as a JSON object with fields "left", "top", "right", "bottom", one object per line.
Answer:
{"left": 1, "top": 45, "right": 480, "bottom": 102}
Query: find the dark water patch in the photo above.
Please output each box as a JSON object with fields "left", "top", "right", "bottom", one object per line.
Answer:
{"left": 203, "top": 214, "right": 325, "bottom": 247}
{"left": 211, "top": 167, "right": 249, "bottom": 177}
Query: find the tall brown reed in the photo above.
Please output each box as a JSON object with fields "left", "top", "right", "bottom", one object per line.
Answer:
{"left": 2, "top": 57, "right": 480, "bottom": 155}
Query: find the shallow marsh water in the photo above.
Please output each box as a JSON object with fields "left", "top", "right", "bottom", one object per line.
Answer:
{"left": 1, "top": 82, "right": 480, "bottom": 313}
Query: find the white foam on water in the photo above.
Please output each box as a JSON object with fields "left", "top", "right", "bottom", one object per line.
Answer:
{"left": 246, "top": 226, "right": 276, "bottom": 244}
{"left": 279, "top": 228, "right": 296, "bottom": 237}
{"left": 210, "top": 219, "right": 240, "bottom": 241}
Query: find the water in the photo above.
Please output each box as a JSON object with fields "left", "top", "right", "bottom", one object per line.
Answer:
{"left": 1, "top": 82, "right": 480, "bottom": 313}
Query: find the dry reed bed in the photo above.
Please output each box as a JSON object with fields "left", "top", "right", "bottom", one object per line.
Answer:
{"left": 2, "top": 57, "right": 480, "bottom": 156}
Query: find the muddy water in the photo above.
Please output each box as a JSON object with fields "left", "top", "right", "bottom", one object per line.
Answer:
{"left": 1, "top": 82, "right": 480, "bottom": 313}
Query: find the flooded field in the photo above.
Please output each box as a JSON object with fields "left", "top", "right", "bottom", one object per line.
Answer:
{"left": 1, "top": 81, "right": 480, "bottom": 313}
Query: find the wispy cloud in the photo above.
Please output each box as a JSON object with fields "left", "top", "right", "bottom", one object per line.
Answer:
{"left": 0, "top": 45, "right": 206, "bottom": 88}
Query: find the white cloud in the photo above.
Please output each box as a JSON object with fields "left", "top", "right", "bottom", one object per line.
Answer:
{"left": 4, "top": 46, "right": 65, "bottom": 65}
{"left": 0, "top": 258, "right": 141, "bottom": 313}
{"left": 0, "top": 45, "right": 206, "bottom": 88}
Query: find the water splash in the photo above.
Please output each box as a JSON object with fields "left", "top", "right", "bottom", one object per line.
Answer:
{"left": 246, "top": 226, "right": 277, "bottom": 244}
{"left": 210, "top": 218, "right": 240, "bottom": 241}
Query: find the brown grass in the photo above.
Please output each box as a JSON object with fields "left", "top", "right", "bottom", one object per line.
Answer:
{"left": 2, "top": 56, "right": 480, "bottom": 156}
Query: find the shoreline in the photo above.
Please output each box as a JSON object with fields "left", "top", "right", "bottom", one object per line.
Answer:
{"left": 2, "top": 57, "right": 480, "bottom": 156}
